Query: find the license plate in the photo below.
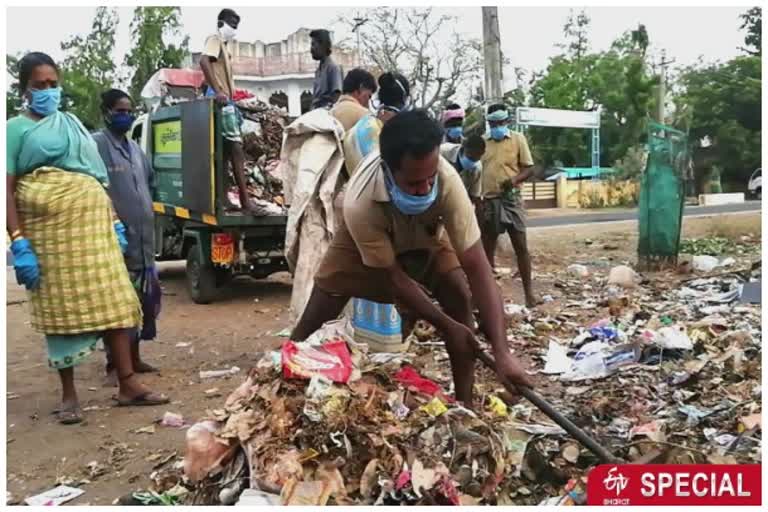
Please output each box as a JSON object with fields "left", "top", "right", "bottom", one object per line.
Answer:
{"left": 211, "top": 242, "right": 234, "bottom": 265}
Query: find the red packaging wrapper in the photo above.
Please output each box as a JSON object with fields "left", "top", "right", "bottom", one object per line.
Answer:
{"left": 281, "top": 339, "right": 353, "bottom": 383}
{"left": 394, "top": 365, "right": 453, "bottom": 403}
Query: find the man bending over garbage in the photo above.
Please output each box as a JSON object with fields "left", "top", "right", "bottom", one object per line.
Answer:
{"left": 290, "top": 110, "right": 533, "bottom": 405}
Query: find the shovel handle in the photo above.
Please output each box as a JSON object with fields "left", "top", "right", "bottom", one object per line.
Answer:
{"left": 475, "top": 349, "right": 624, "bottom": 464}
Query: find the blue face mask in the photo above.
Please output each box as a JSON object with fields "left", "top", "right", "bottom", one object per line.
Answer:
{"left": 446, "top": 126, "right": 463, "bottom": 141}
{"left": 383, "top": 162, "right": 439, "bottom": 216}
{"left": 108, "top": 111, "right": 136, "bottom": 134}
{"left": 28, "top": 87, "right": 61, "bottom": 117}
{"left": 458, "top": 152, "right": 479, "bottom": 172}
{"left": 490, "top": 125, "right": 509, "bottom": 141}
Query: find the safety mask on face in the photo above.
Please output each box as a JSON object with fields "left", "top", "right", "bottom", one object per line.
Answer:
{"left": 28, "top": 87, "right": 61, "bottom": 117}
{"left": 383, "top": 161, "right": 439, "bottom": 216}
{"left": 108, "top": 111, "right": 136, "bottom": 134}
{"left": 219, "top": 22, "right": 237, "bottom": 41}
{"left": 446, "top": 126, "right": 463, "bottom": 141}
{"left": 490, "top": 125, "right": 509, "bottom": 141}
{"left": 458, "top": 152, "right": 479, "bottom": 172}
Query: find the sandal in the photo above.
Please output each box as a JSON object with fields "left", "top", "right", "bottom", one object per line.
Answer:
{"left": 134, "top": 362, "right": 159, "bottom": 374}
{"left": 56, "top": 407, "right": 83, "bottom": 425}
{"left": 114, "top": 372, "right": 170, "bottom": 407}
{"left": 115, "top": 392, "right": 170, "bottom": 407}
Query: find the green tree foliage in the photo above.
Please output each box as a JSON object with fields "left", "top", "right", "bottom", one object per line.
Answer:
{"left": 677, "top": 55, "right": 761, "bottom": 190}
{"left": 739, "top": 7, "right": 761, "bottom": 56}
{"left": 124, "top": 7, "right": 189, "bottom": 103}
{"left": 525, "top": 17, "right": 657, "bottom": 168}
{"left": 59, "top": 7, "right": 119, "bottom": 129}
{"left": 6, "top": 54, "right": 21, "bottom": 119}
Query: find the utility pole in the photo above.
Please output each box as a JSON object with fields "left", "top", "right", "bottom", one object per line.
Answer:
{"left": 352, "top": 16, "right": 368, "bottom": 67}
{"left": 656, "top": 49, "right": 675, "bottom": 124}
{"left": 482, "top": 7, "right": 503, "bottom": 105}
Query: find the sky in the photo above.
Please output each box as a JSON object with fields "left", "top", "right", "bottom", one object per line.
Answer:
{"left": 6, "top": 5, "right": 750, "bottom": 95}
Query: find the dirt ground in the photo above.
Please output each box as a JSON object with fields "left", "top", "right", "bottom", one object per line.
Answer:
{"left": 5, "top": 212, "right": 761, "bottom": 505}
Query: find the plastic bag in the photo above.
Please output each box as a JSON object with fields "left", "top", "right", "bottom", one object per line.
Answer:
{"left": 281, "top": 339, "right": 354, "bottom": 383}
{"left": 183, "top": 420, "right": 237, "bottom": 482}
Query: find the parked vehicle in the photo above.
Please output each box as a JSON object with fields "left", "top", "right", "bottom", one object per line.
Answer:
{"left": 747, "top": 168, "right": 761, "bottom": 199}
{"left": 131, "top": 99, "right": 288, "bottom": 304}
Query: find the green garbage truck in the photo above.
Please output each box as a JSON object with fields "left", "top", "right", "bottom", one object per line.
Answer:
{"left": 130, "top": 99, "right": 288, "bottom": 304}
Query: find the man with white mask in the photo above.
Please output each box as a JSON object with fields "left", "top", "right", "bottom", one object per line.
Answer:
{"left": 200, "top": 8, "right": 258, "bottom": 214}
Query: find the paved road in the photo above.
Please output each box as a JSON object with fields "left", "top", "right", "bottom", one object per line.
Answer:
{"left": 529, "top": 201, "right": 761, "bottom": 229}
{"left": 6, "top": 201, "right": 761, "bottom": 266}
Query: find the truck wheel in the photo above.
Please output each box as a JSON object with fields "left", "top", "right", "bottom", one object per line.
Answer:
{"left": 186, "top": 245, "right": 218, "bottom": 304}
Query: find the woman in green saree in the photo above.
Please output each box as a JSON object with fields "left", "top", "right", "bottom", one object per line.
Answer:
{"left": 6, "top": 52, "right": 169, "bottom": 424}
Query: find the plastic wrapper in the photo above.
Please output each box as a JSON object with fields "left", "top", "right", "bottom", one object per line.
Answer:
{"left": 281, "top": 339, "right": 354, "bottom": 383}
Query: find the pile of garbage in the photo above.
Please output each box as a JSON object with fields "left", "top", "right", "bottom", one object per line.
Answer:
{"left": 219, "top": 98, "right": 290, "bottom": 214}
{"left": 140, "top": 319, "right": 590, "bottom": 506}
{"left": 143, "top": 246, "right": 760, "bottom": 506}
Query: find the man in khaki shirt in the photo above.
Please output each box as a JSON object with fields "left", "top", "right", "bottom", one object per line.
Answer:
{"left": 330, "top": 68, "right": 377, "bottom": 132}
{"left": 199, "top": 8, "right": 257, "bottom": 214}
{"left": 291, "top": 110, "right": 533, "bottom": 406}
{"left": 480, "top": 103, "right": 538, "bottom": 307}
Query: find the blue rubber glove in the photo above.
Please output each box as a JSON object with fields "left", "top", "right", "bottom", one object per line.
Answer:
{"left": 114, "top": 221, "right": 128, "bottom": 254}
{"left": 10, "top": 238, "right": 40, "bottom": 290}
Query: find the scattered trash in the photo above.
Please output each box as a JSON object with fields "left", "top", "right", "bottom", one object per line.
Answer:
{"left": 567, "top": 264, "right": 589, "bottom": 278}
{"left": 607, "top": 265, "right": 641, "bottom": 288}
{"left": 159, "top": 412, "right": 186, "bottom": 428}
{"left": 419, "top": 397, "right": 448, "bottom": 417}
{"left": 740, "top": 413, "right": 761, "bottom": 432}
{"left": 740, "top": 281, "right": 762, "bottom": 304}
{"left": 235, "top": 489, "right": 281, "bottom": 506}
{"left": 175, "top": 342, "right": 191, "bottom": 348}
{"left": 281, "top": 340, "right": 354, "bottom": 383}
{"left": 542, "top": 341, "right": 570, "bottom": 374}
{"left": 25, "top": 486, "right": 84, "bottom": 506}
{"left": 487, "top": 395, "right": 508, "bottom": 417}
{"left": 140, "top": 235, "right": 760, "bottom": 506}
{"left": 654, "top": 326, "right": 694, "bottom": 350}
{"left": 560, "top": 443, "right": 580, "bottom": 464}
{"left": 692, "top": 255, "right": 720, "bottom": 273}
{"left": 200, "top": 367, "right": 241, "bottom": 380}
{"left": 504, "top": 303, "right": 528, "bottom": 316}
{"left": 394, "top": 365, "right": 451, "bottom": 401}
{"left": 133, "top": 425, "right": 156, "bottom": 435}
{"left": 629, "top": 420, "right": 666, "bottom": 443}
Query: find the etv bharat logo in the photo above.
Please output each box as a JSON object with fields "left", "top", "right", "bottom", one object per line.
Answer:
{"left": 603, "top": 467, "right": 630, "bottom": 505}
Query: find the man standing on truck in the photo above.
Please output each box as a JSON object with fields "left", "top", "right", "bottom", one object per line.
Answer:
{"left": 289, "top": 110, "right": 533, "bottom": 406}
{"left": 199, "top": 8, "right": 258, "bottom": 214}
{"left": 480, "top": 103, "right": 540, "bottom": 308}
{"left": 309, "top": 29, "right": 343, "bottom": 110}
{"left": 93, "top": 89, "right": 162, "bottom": 385}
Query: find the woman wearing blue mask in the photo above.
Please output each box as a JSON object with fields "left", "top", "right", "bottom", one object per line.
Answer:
{"left": 480, "top": 103, "right": 540, "bottom": 308}
{"left": 6, "top": 53, "right": 169, "bottom": 424}
{"left": 92, "top": 89, "right": 162, "bottom": 386}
